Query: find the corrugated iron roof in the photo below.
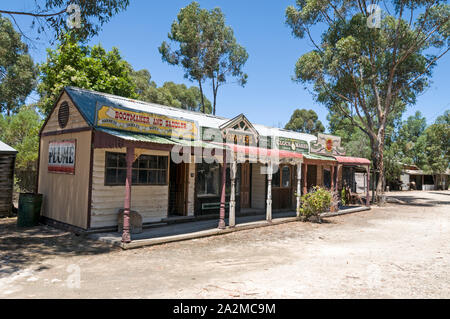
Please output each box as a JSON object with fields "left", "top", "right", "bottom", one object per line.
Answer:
{"left": 64, "top": 87, "right": 318, "bottom": 145}
{"left": 0, "top": 140, "right": 17, "bottom": 154}
{"left": 334, "top": 156, "right": 371, "bottom": 165}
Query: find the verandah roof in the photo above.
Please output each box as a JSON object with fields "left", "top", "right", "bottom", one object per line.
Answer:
{"left": 334, "top": 156, "right": 371, "bottom": 165}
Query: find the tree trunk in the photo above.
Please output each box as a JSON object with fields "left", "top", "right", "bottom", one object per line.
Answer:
{"left": 375, "top": 126, "right": 387, "bottom": 205}
{"left": 198, "top": 80, "right": 205, "bottom": 113}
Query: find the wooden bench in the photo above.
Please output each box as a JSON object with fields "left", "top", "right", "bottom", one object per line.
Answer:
{"left": 202, "top": 202, "right": 230, "bottom": 211}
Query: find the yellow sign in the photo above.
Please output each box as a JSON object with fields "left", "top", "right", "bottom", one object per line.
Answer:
{"left": 96, "top": 106, "right": 198, "bottom": 140}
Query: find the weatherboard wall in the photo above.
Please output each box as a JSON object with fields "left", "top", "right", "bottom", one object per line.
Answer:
{"left": 90, "top": 148, "right": 170, "bottom": 229}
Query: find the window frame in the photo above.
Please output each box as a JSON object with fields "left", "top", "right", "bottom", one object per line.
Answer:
{"left": 104, "top": 151, "right": 168, "bottom": 186}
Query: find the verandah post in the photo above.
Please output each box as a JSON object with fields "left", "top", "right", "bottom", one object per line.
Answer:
{"left": 296, "top": 161, "right": 302, "bottom": 217}
{"left": 218, "top": 151, "right": 227, "bottom": 229}
{"left": 122, "top": 146, "right": 135, "bottom": 243}
{"left": 266, "top": 160, "right": 272, "bottom": 222}
{"left": 229, "top": 157, "right": 237, "bottom": 227}
{"left": 366, "top": 165, "right": 371, "bottom": 206}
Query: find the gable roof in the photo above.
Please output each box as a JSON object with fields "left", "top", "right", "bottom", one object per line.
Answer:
{"left": 0, "top": 140, "right": 17, "bottom": 154}
{"left": 63, "top": 86, "right": 318, "bottom": 144}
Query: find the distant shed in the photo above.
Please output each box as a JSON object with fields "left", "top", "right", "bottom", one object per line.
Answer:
{"left": 0, "top": 140, "right": 17, "bottom": 217}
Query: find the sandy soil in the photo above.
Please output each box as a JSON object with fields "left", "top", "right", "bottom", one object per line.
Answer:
{"left": 1, "top": 190, "right": 449, "bottom": 299}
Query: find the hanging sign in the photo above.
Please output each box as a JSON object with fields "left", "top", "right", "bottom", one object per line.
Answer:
{"left": 48, "top": 140, "right": 76, "bottom": 174}
{"left": 311, "top": 133, "right": 346, "bottom": 156}
{"left": 95, "top": 105, "right": 199, "bottom": 140}
{"left": 276, "top": 137, "right": 309, "bottom": 153}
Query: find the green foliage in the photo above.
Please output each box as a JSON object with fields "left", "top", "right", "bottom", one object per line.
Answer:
{"left": 1, "top": 1, "right": 130, "bottom": 42}
{"left": 0, "top": 106, "right": 42, "bottom": 192}
{"left": 130, "top": 69, "right": 212, "bottom": 113}
{"left": 285, "top": 108, "right": 325, "bottom": 134}
{"left": 38, "top": 34, "right": 137, "bottom": 115}
{"left": 299, "top": 186, "right": 332, "bottom": 218}
{"left": 421, "top": 111, "right": 450, "bottom": 174}
{"left": 159, "top": 1, "right": 248, "bottom": 114}
{"left": 0, "top": 15, "right": 36, "bottom": 115}
{"left": 286, "top": 1, "right": 450, "bottom": 195}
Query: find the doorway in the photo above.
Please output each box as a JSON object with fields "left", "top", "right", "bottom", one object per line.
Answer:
{"left": 240, "top": 162, "right": 251, "bottom": 208}
{"left": 272, "top": 164, "right": 293, "bottom": 210}
{"left": 169, "top": 161, "right": 188, "bottom": 216}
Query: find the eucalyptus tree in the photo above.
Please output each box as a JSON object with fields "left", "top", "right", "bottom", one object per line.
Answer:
{"left": 159, "top": 2, "right": 248, "bottom": 115}
{"left": 286, "top": 0, "right": 449, "bottom": 200}
{"left": 0, "top": 15, "right": 36, "bottom": 116}
{"left": 285, "top": 108, "right": 325, "bottom": 134}
{"left": 0, "top": 0, "right": 130, "bottom": 42}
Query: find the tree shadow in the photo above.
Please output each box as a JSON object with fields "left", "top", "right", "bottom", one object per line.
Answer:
{"left": 0, "top": 218, "right": 117, "bottom": 278}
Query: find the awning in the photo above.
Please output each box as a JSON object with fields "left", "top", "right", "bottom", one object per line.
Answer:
{"left": 94, "top": 128, "right": 223, "bottom": 150}
{"left": 217, "top": 142, "right": 303, "bottom": 159}
{"left": 304, "top": 153, "right": 336, "bottom": 161}
{"left": 334, "top": 156, "right": 371, "bottom": 165}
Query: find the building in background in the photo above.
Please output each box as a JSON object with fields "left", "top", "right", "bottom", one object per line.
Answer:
{"left": 0, "top": 140, "right": 17, "bottom": 217}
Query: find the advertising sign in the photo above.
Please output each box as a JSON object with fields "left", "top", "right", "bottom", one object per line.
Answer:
{"left": 276, "top": 137, "right": 309, "bottom": 153}
{"left": 311, "top": 134, "right": 346, "bottom": 156}
{"left": 48, "top": 140, "right": 76, "bottom": 174}
{"left": 95, "top": 105, "right": 198, "bottom": 140}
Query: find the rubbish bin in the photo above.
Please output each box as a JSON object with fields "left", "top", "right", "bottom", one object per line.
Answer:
{"left": 17, "top": 193, "right": 43, "bottom": 227}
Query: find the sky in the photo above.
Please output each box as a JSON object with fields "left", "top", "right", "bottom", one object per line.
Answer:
{"left": 8, "top": 0, "right": 450, "bottom": 128}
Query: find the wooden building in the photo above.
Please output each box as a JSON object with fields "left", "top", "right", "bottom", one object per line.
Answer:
{"left": 0, "top": 140, "right": 17, "bottom": 217}
{"left": 37, "top": 87, "right": 371, "bottom": 239}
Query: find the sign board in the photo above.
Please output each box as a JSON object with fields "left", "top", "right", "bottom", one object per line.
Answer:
{"left": 48, "top": 140, "right": 76, "bottom": 174}
{"left": 276, "top": 137, "right": 309, "bottom": 153}
{"left": 95, "top": 105, "right": 199, "bottom": 140}
{"left": 311, "top": 133, "right": 346, "bottom": 156}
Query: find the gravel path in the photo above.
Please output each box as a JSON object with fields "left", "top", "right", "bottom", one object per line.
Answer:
{"left": 1, "top": 190, "right": 449, "bottom": 298}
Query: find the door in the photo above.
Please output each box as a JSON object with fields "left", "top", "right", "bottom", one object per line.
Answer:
{"left": 169, "top": 162, "right": 187, "bottom": 216}
{"left": 272, "top": 165, "right": 293, "bottom": 209}
{"left": 240, "top": 162, "right": 251, "bottom": 208}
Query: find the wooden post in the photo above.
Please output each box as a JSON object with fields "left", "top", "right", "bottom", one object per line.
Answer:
{"left": 366, "top": 165, "right": 370, "bottom": 206}
{"left": 296, "top": 161, "right": 302, "bottom": 217}
{"left": 218, "top": 155, "right": 227, "bottom": 229}
{"left": 122, "top": 146, "right": 134, "bottom": 243}
{"left": 229, "top": 158, "right": 237, "bottom": 227}
{"left": 266, "top": 161, "right": 272, "bottom": 222}
{"left": 331, "top": 165, "right": 335, "bottom": 191}
{"left": 303, "top": 164, "right": 308, "bottom": 195}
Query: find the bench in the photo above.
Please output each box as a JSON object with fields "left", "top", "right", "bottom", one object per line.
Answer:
{"left": 202, "top": 202, "right": 230, "bottom": 211}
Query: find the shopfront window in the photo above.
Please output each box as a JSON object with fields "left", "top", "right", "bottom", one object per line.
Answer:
{"left": 197, "top": 162, "right": 220, "bottom": 196}
{"left": 281, "top": 166, "right": 291, "bottom": 187}
{"left": 105, "top": 152, "right": 168, "bottom": 186}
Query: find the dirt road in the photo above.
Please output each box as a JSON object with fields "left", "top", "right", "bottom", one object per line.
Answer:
{"left": 1, "top": 191, "right": 449, "bottom": 298}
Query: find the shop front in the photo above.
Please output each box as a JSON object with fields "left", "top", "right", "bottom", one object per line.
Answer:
{"left": 37, "top": 86, "right": 371, "bottom": 242}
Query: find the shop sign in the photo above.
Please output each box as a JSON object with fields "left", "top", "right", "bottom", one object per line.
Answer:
{"left": 311, "top": 133, "right": 346, "bottom": 156}
{"left": 48, "top": 140, "right": 76, "bottom": 174}
{"left": 95, "top": 105, "right": 199, "bottom": 140}
{"left": 276, "top": 137, "right": 309, "bottom": 153}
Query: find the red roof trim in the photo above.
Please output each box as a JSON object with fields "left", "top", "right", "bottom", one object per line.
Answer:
{"left": 334, "top": 156, "right": 371, "bottom": 165}
{"left": 216, "top": 143, "right": 304, "bottom": 159}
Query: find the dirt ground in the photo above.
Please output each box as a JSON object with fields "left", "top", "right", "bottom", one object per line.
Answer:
{"left": 1, "top": 190, "right": 449, "bottom": 299}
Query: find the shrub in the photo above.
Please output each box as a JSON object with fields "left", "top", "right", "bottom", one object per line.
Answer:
{"left": 298, "top": 186, "right": 332, "bottom": 220}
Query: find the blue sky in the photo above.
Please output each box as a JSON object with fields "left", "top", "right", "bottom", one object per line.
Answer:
{"left": 10, "top": 0, "right": 450, "bottom": 128}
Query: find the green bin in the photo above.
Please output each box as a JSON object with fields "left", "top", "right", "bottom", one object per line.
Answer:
{"left": 17, "top": 193, "right": 43, "bottom": 227}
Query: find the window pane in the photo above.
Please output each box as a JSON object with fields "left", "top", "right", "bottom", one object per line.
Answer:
{"left": 139, "top": 157, "right": 149, "bottom": 169}
{"left": 196, "top": 163, "right": 220, "bottom": 196}
{"left": 118, "top": 154, "right": 126, "bottom": 168}
{"left": 139, "top": 170, "right": 148, "bottom": 184}
{"left": 158, "top": 156, "right": 168, "bottom": 169}
{"left": 148, "top": 170, "right": 157, "bottom": 184}
{"left": 132, "top": 170, "right": 138, "bottom": 184}
{"left": 117, "top": 169, "right": 127, "bottom": 184}
{"left": 149, "top": 156, "right": 158, "bottom": 169}
{"left": 158, "top": 170, "right": 167, "bottom": 184}
{"left": 106, "top": 153, "right": 118, "bottom": 168}
{"left": 282, "top": 166, "right": 290, "bottom": 188}
{"left": 272, "top": 169, "right": 280, "bottom": 187}
{"left": 132, "top": 159, "right": 138, "bottom": 168}
{"left": 105, "top": 169, "right": 117, "bottom": 184}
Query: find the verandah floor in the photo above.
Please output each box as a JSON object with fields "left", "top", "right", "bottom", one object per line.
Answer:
{"left": 89, "top": 206, "right": 369, "bottom": 249}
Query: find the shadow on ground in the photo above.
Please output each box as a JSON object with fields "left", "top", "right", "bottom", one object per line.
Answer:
{"left": 387, "top": 193, "right": 450, "bottom": 207}
{"left": 0, "top": 218, "right": 116, "bottom": 277}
